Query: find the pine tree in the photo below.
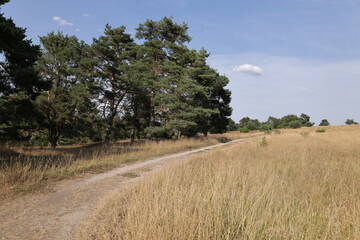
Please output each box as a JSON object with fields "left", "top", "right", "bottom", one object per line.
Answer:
{"left": 0, "top": 0, "right": 50, "bottom": 142}
{"left": 189, "top": 49, "right": 232, "bottom": 135}
{"left": 90, "top": 25, "right": 135, "bottom": 142}
{"left": 35, "top": 32, "right": 92, "bottom": 147}
{"left": 135, "top": 17, "right": 202, "bottom": 138}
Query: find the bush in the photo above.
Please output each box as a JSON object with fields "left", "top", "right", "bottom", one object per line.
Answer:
{"left": 239, "top": 127, "right": 249, "bottom": 133}
{"left": 289, "top": 120, "right": 302, "bottom": 129}
{"left": 319, "top": 119, "right": 330, "bottom": 126}
{"left": 316, "top": 129, "right": 326, "bottom": 133}
{"left": 345, "top": 119, "right": 358, "bottom": 125}
{"left": 260, "top": 123, "right": 273, "bottom": 131}
{"left": 300, "top": 131, "right": 310, "bottom": 138}
{"left": 30, "top": 133, "right": 48, "bottom": 146}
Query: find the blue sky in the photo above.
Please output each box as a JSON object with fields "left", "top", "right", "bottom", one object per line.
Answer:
{"left": 2, "top": 0, "right": 360, "bottom": 125}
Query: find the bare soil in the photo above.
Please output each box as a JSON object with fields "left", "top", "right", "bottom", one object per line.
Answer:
{"left": 0, "top": 137, "right": 255, "bottom": 240}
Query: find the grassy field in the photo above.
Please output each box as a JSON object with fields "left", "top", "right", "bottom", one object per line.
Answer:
{"left": 78, "top": 125, "right": 360, "bottom": 239}
{"left": 0, "top": 132, "right": 255, "bottom": 202}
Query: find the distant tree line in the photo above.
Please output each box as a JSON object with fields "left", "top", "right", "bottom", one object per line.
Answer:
{"left": 0, "top": 1, "right": 232, "bottom": 147}
{"left": 238, "top": 114, "right": 315, "bottom": 132}
{"left": 227, "top": 114, "right": 316, "bottom": 132}
{"left": 227, "top": 115, "right": 360, "bottom": 132}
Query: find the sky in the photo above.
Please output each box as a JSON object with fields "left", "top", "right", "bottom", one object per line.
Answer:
{"left": 2, "top": 0, "right": 360, "bottom": 125}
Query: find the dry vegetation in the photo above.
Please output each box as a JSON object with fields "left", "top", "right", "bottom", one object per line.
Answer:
{"left": 0, "top": 131, "right": 255, "bottom": 202}
{"left": 78, "top": 125, "right": 360, "bottom": 239}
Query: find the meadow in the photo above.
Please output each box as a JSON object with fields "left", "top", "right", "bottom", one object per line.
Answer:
{"left": 0, "top": 132, "right": 253, "bottom": 202}
{"left": 78, "top": 125, "right": 360, "bottom": 239}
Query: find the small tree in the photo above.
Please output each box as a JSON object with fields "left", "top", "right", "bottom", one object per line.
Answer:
{"left": 319, "top": 119, "right": 330, "bottom": 126}
{"left": 345, "top": 119, "right": 358, "bottom": 125}
{"left": 289, "top": 120, "right": 302, "bottom": 129}
{"left": 300, "top": 113, "right": 314, "bottom": 127}
{"left": 226, "top": 119, "right": 239, "bottom": 131}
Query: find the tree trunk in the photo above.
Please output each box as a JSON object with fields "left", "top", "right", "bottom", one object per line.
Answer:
{"left": 104, "top": 117, "right": 113, "bottom": 143}
{"left": 130, "top": 128, "right": 135, "bottom": 143}
{"left": 177, "top": 130, "right": 181, "bottom": 139}
{"left": 48, "top": 127, "right": 60, "bottom": 148}
{"left": 146, "top": 109, "right": 155, "bottom": 139}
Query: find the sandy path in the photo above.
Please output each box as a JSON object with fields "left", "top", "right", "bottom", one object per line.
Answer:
{"left": 0, "top": 137, "right": 256, "bottom": 240}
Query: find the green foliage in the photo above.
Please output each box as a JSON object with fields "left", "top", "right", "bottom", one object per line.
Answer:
{"left": 316, "top": 129, "right": 326, "bottom": 133}
{"left": 260, "top": 123, "right": 273, "bottom": 131}
{"left": 0, "top": 1, "right": 50, "bottom": 142}
{"left": 134, "top": 17, "right": 231, "bottom": 139}
{"left": 276, "top": 113, "right": 314, "bottom": 129}
{"left": 319, "top": 119, "right": 330, "bottom": 126}
{"left": 226, "top": 119, "right": 239, "bottom": 131}
{"left": 90, "top": 25, "right": 135, "bottom": 142}
{"left": 239, "top": 127, "right": 249, "bottom": 133}
{"left": 289, "top": 120, "right": 302, "bottom": 129}
{"left": 35, "top": 32, "right": 95, "bottom": 147}
{"left": 300, "top": 113, "right": 314, "bottom": 127}
{"left": 1, "top": 16, "right": 233, "bottom": 145}
{"left": 300, "top": 131, "right": 310, "bottom": 138}
{"left": 267, "top": 116, "right": 280, "bottom": 129}
{"left": 345, "top": 119, "right": 358, "bottom": 125}
{"left": 239, "top": 117, "right": 261, "bottom": 130}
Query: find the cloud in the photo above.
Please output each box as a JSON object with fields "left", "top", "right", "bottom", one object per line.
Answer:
{"left": 52, "top": 16, "right": 74, "bottom": 26}
{"left": 233, "top": 64, "right": 263, "bottom": 75}
{"left": 208, "top": 52, "right": 360, "bottom": 125}
{"left": 82, "top": 13, "right": 90, "bottom": 17}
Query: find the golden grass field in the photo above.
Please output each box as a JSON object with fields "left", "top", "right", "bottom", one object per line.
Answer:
{"left": 78, "top": 125, "right": 360, "bottom": 239}
{"left": 0, "top": 132, "right": 254, "bottom": 202}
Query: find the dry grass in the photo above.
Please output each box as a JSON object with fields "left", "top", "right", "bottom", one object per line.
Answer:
{"left": 0, "top": 131, "right": 256, "bottom": 202}
{"left": 78, "top": 125, "right": 360, "bottom": 239}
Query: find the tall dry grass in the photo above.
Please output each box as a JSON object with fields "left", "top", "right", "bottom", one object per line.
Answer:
{"left": 78, "top": 125, "right": 360, "bottom": 239}
{"left": 0, "top": 131, "right": 254, "bottom": 201}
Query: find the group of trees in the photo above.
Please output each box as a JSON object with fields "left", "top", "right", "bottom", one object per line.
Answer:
{"left": 1, "top": 1, "right": 232, "bottom": 147}
{"left": 227, "top": 114, "right": 316, "bottom": 132}
{"left": 228, "top": 114, "right": 360, "bottom": 132}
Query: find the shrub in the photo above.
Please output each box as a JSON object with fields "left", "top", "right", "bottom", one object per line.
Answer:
{"left": 316, "top": 129, "right": 326, "bottom": 133}
{"left": 345, "top": 119, "right": 358, "bottom": 125}
{"left": 319, "top": 119, "right": 330, "bottom": 126}
{"left": 239, "top": 127, "right": 249, "bottom": 133}
{"left": 289, "top": 120, "right": 302, "bottom": 129}
{"left": 260, "top": 123, "right": 273, "bottom": 131}
{"left": 300, "top": 131, "right": 310, "bottom": 138}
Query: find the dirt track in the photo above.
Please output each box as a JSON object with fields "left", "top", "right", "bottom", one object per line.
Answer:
{"left": 0, "top": 137, "right": 256, "bottom": 240}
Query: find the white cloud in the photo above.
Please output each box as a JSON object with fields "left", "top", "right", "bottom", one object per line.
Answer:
{"left": 208, "top": 53, "right": 360, "bottom": 125}
{"left": 52, "top": 16, "right": 74, "bottom": 26}
{"left": 75, "top": 29, "right": 80, "bottom": 32}
{"left": 82, "top": 13, "right": 90, "bottom": 17}
{"left": 233, "top": 64, "right": 263, "bottom": 75}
